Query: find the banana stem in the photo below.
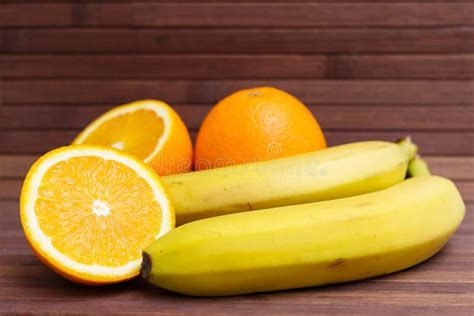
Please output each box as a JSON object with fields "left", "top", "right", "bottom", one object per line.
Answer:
{"left": 407, "top": 155, "right": 431, "bottom": 178}
{"left": 397, "top": 136, "right": 418, "bottom": 161}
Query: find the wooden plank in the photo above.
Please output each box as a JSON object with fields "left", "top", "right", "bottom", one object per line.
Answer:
{"left": 332, "top": 54, "right": 474, "bottom": 79}
{"left": 1, "top": 3, "right": 473, "bottom": 27}
{"left": 0, "top": 155, "right": 34, "bottom": 178}
{"left": 0, "top": 285, "right": 472, "bottom": 312}
{"left": 323, "top": 131, "right": 474, "bottom": 156}
{"left": 0, "top": 130, "right": 472, "bottom": 155}
{"left": 1, "top": 55, "right": 329, "bottom": 80}
{"left": 0, "top": 179, "right": 21, "bottom": 200}
{"left": 453, "top": 182, "right": 473, "bottom": 203}
{"left": 1, "top": 105, "right": 472, "bottom": 131}
{"left": 426, "top": 157, "right": 474, "bottom": 181}
{"left": 1, "top": 155, "right": 473, "bottom": 180}
{"left": 2, "top": 80, "right": 472, "bottom": 105}
{"left": 1, "top": 28, "right": 473, "bottom": 54}
{"left": 3, "top": 0, "right": 473, "bottom": 3}
{"left": 1, "top": 54, "right": 473, "bottom": 80}
{"left": 1, "top": 299, "right": 471, "bottom": 316}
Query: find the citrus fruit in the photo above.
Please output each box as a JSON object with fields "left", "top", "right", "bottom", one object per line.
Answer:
{"left": 194, "top": 87, "right": 326, "bottom": 170}
{"left": 20, "top": 145, "right": 174, "bottom": 284}
{"left": 73, "top": 100, "right": 193, "bottom": 176}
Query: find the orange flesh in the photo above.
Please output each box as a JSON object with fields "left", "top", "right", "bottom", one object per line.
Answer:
{"left": 80, "top": 110, "right": 165, "bottom": 160}
{"left": 35, "top": 156, "right": 162, "bottom": 267}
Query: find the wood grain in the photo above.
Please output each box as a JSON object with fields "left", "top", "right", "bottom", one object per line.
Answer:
{"left": 2, "top": 80, "right": 472, "bottom": 105}
{"left": 0, "top": 180, "right": 22, "bottom": 200}
{"left": 1, "top": 130, "right": 473, "bottom": 155}
{"left": 2, "top": 28, "right": 473, "bottom": 54}
{"left": 426, "top": 156, "right": 474, "bottom": 180}
{"left": 1, "top": 1, "right": 473, "bottom": 313}
{"left": 2, "top": 3, "right": 473, "bottom": 27}
{"left": 1, "top": 54, "right": 473, "bottom": 79}
{"left": 3, "top": 0, "right": 474, "bottom": 3}
{"left": 1, "top": 105, "right": 472, "bottom": 130}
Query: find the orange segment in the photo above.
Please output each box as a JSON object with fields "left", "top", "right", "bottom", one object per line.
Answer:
{"left": 73, "top": 100, "right": 193, "bottom": 175}
{"left": 20, "top": 145, "right": 174, "bottom": 284}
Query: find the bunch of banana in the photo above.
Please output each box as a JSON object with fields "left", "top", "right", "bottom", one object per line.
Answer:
{"left": 142, "top": 140, "right": 465, "bottom": 297}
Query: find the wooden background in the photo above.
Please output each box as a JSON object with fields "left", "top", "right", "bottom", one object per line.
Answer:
{"left": 0, "top": 1, "right": 473, "bottom": 314}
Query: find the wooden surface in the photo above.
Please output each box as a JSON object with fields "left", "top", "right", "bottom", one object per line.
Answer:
{"left": 0, "top": 1, "right": 473, "bottom": 314}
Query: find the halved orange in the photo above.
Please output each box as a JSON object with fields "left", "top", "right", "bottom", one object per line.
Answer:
{"left": 20, "top": 145, "right": 174, "bottom": 284}
{"left": 73, "top": 100, "right": 193, "bottom": 176}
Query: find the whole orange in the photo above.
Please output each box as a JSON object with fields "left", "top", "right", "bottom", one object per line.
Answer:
{"left": 194, "top": 87, "right": 326, "bottom": 170}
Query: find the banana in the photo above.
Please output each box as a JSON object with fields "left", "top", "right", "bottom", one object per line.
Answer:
{"left": 162, "top": 141, "right": 415, "bottom": 225}
{"left": 407, "top": 155, "right": 431, "bottom": 177}
{"left": 142, "top": 175, "right": 465, "bottom": 296}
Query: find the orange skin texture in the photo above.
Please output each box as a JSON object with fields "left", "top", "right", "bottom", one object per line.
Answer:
{"left": 148, "top": 109, "right": 194, "bottom": 176}
{"left": 194, "top": 87, "right": 327, "bottom": 170}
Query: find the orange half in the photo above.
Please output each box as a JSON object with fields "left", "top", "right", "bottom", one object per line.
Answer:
{"left": 73, "top": 100, "right": 193, "bottom": 175}
{"left": 20, "top": 145, "right": 175, "bottom": 284}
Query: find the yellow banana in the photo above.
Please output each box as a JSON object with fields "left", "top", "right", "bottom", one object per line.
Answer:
{"left": 163, "top": 140, "right": 415, "bottom": 225}
{"left": 142, "top": 175, "right": 465, "bottom": 296}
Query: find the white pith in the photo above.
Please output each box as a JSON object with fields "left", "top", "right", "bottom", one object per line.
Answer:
{"left": 73, "top": 101, "right": 172, "bottom": 163}
{"left": 92, "top": 200, "right": 110, "bottom": 217}
{"left": 22, "top": 146, "right": 173, "bottom": 279}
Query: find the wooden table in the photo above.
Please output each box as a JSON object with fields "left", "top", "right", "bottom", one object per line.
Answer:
{"left": 1, "top": 1, "right": 473, "bottom": 314}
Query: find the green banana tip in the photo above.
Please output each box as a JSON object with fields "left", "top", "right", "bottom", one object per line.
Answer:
{"left": 407, "top": 154, "right": 431, "bottom": 178}
{"left": 140, "top": 251, "right": 152, "bottom": 279}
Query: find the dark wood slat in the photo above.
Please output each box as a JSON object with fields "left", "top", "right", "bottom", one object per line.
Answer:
{"left": 1, "top": 28, "right": 473, "bottom": 54}
{"left": 1, "top": 54, "right": 473, "bottom": 79}
{"left": 332, "top": 54, "right": 474, "bottom": 79}
{"left": 0, "top": 179, "right": 21, "bottom": 200}
{"left": 2, "top": 154, "right": 472, "bottom": 180}
{"left": 1, "top": 3, "right": 473, "bottom": 27}
{"left": 0, "top": 286, "right": 472, "bottom": 312}
{"left": 1, "top": 130, "right": 472, "bottom": 155}
{"left": 0, "top": 155, "right": 33, "bottom": 178}
{"left": 1, "top": 105, "right": 473, "bottom": 130}
{"left": 4, "top": 0, "right": 474, "bottom": 3}
{"left": 426, "top": 157, "right": 474, "bottom": 181}
{"left": 2, "top": 80, "right": 473, "bottom": 105}
{"left": 1, "top": 55, "right": 328, "bottom": 79}
{"left": 323, "top": 131, "right": 474, "bottom": 156}
{"left": 1, "top": 298, "right": 471, "bottom": 315}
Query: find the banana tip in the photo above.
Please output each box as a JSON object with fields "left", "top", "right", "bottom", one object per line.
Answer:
{"left": 140, "top": 252, "right": 151, "bottom": 279}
